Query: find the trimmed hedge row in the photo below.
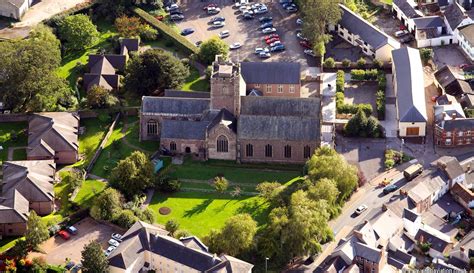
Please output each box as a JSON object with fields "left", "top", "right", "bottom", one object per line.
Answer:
{"left": 350, "top": 69, "right": 378, "bottom": 81}
{"left": 336, "top": 93, "right": 373, "bottom": 116}
{"left": 336, "top": 70, "right": 344, "bottom": 93}
{"left": 133, "top": 7, "right": 199, "bottom": 55}
{"left": 349, "top": 69, "right": 387, "bottom": 120}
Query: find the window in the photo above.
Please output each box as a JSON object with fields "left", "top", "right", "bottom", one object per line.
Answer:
{"left": 467, "top": 130, "right": 472, "bottom": 136}
{"left": 304, "top": 145, "right": 311, "bottom": 159}
{"left": 445, "top": 139, "right": 452, "bottom": 145}
{"left": 255, "top": 84, "right": 260, "bottom": 88}
{"left": 446, "top": 131, "right": 452, "bottom": 137}
{"left": 458, "top": 131, "right": 464, "bottom": 137}
{"left": 265, "top": 144, "right": 273, "bottom": 157}
{"left": 277, "top": 85, "right": 283, "bottom": 93}
{"left": 147, "top": 120, "right": 158, "bottom": 136}
{"left": 222, "top": 86, "right": 228, "bottom": 94}
{"left": 170, "top": 141, "right": 177, "bottom": 151}
{"left": 217, "top": 135, "right": 228, "bottom": 152}
{"left": 266, "top": 85, "right": 272, "bottom": 93}
{"left": 289, "top": 85, "right": 295, "bottom": 93}
{"left": 284, "top": 145, "right": 291, "bottom": 158}
{"left": 246, "top": 143, "right": 253, "bottom": 157}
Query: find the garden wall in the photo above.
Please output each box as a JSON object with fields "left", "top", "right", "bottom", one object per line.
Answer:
{"left": 0, "top": 113, "right": 29, "bottom": 122}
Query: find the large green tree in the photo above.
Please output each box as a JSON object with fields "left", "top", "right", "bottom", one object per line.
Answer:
{"left": 81, "top": 241, "right": 109, "bottom": 273}
{"left": 198, "top": 36, "right": 230, "bottom": 64}
{"left": 25, "top": 211, "right": 49, "bottom": 249}
{"left": 109, "top": 151, "right": 154, "bottom": 199}
{"left": 86, "top": 85, "right": 119, "bottom": 109}
{"left": 124, "top": 49, "right": 189, "bottom": 96}
{"left": 0, "top": 25, "right": 76, "bottom": 112}
{"left": 90, "top": 188, "right": 123, "bottom": 221}
{"left": 58, "top": 14, "right": 99, "bottom": 51}
{"left": 115, "top": 209, "right": 138, "bottom": 229}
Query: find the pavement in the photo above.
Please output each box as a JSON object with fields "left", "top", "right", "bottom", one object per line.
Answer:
{"left": 380, "top": 73, "right": 398, "bottom": 138}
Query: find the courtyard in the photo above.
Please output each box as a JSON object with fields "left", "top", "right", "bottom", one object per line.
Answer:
{"left": 344, "top": 81, "right": 379, "bottom": 118}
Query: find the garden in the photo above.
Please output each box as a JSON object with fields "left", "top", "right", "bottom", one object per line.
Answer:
{"left": 0, "top": 122, "right": 28, "bottom": 163}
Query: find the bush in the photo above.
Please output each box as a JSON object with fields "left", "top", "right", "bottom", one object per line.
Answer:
{"left": 155, "top": 176, "right": 181, "bottom": 192}
{"left": 336, "top": 70, "right": 345, "bottom": 93}
{"left": 376, "top": 90, "right": 385, "bottom": 120}
{"left": 114, "top": 210, "right": 138, "bottom": 229}
{"left": 385, "top": 159, "right": 395, "bottom": 169}
{"left": 342, "top": 58, "right": 351, "bottom": 67}
{"left": 419, "top": 48, "right": 433, "bottom": 65}
{"left": 357, "top": 57, "right": 366, "bottom": 68}
{"left": 350, "top": 69, "right": 378, "bottom": 81}
{"left": 373, "top": 59, "right": 383, "bottom": 68}
{"left": 133, "top": 7, "right": 198, "bottom": 55}
{"left": 323, "top": 57, "right": 335, "bottom": 68}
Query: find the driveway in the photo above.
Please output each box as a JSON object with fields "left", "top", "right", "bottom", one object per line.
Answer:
{"left": 29, "top": 217, "right": 125, "bottom": 265}
{"left": 0, "top": 0, "right": 90, "bottom": 39}
{"left": 174, "top": 0, "right": 317, "bottom": 71}
{"left": 433, "top": 45, "right": 471, "bottom": 68}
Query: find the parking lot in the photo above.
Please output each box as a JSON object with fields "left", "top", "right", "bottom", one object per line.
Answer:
{"left": 174, "top": 0, "right": 317, "bottom": 70}
{"left": 29, "top": 217, "right": 125, "bottom": 266}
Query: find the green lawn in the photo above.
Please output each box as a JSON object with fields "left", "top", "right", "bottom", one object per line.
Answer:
{"left": 56, "top": 19, "right": 118, "bottom": 99}
{"left": 12, "top": 148, "right": 26, "bottom": 161}
{"left": 149, "top": 192, "right": 269, "bottom": 237}
{"left": 0, "top": 237, "right": 20, "bottom": 254}
{"left": 0, "top": 122, "right": 28, "bottom": 163}
{"left": 73, "top": 179, "right": 107, "bottom": 208}
{"left": 124, "top": 116, "right": 158, "bottom": 153}
{"left": 182, "top": 67, "right": 209, "bottom": 92}
{"left": 73, "top": 117, "right": 112, "bottom": 169}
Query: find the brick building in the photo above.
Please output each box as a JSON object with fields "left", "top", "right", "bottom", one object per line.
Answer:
{"left": 140, "top": 56, "right": 321, "bottom": 164}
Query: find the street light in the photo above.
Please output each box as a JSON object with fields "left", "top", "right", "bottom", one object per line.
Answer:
{"left": 265, "top": 257, "right": 269, "bottom": 273}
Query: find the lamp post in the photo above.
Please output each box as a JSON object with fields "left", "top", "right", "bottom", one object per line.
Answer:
{"left": 265, "top": 257, "right": 269, "bottom": 273}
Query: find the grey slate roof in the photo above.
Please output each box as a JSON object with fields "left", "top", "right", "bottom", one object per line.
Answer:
{"left": 238, "top": 115, "right": 320, "bottom": 141}
{"left": 240, "top": 62, "right": 300, "bottom": 84}
{"left": 240, "top": 96, "right": 320, "bottom": 117}
{"left": 440, "top": 119, "right": 474, "bottom": 131}
{"left": 392, "top": 47, "right": 427, "bottom": 122}
{"left": 438, "top": 0, "right": 448, "bottom": 7}
{"left": 387, "top": 249, "right": 414, "bottom": 269}
{"left": 141, "top": 96, "right": 210, "bottom": 115}
{"left": 353, "top": 241, "right": 382, "bottom": 263}
{"left": 0, "top": 190, "right": 29, "bottom": 224}
{"left": 164, "top": 89, "right": 211, "bottom": 98}
{"left": 444, "top": 3, "right": 466, "bottom": 31}
{"left": 161, "top": 119, "right": 210, "bottom": 140}
{"left": 413, "top": 16, "right": 445, "bottom": 29}
{"left": 339, "top": 4, "right": 398, "bottom": 50}
{"left": 415, "top": 228, "right": 451, "bottom": 253}
{"left": 393, "top": 0, "right": 421, "bottom": 19}
{"left": 207, "top": 108, "right": 237, "bottom": 133}
{"left": 437, "top": 156, "right": 466, "bottom": 180}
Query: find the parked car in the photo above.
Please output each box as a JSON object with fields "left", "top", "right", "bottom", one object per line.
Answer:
{"left": 259, "top": 52, "right": 271, "bottom": 58}
{"left": 243, "top": 13, "right": 254, "bottom": 19}
{"left": 195, "top": 41, "right": 203, "bottom": 47}
{"left": 251, "top": 3, "right": 263, "bottom": 9}
{"left": 262, "top": 27, "right": 276, "bottom": 34}
{"left": 112, "top": 233, "right": 123, "bottom": 242}
{"left": 255, "top": 47, "right": 269, "bottom": 54}
{"left": 65, "top": 262, "right": 76, "bottom": 270}
{"left": 299, "top": 40, "right": 312, "bottom": 49}
{"left": 383, "top": 184, "right": 399, "bottom": 195}
{"left": 304, "top": 49, "right": 316, "bottom": 57}
{"left": 169, "top": 9, "right": 183, "bottom": 15}
{"left": 394, "top": 30, "right": 409, "bottom": 38}
{"left": 270, "top": 41, "right": 282, "bottom": 47}
{"left": 239, "top": 5, "right": 250, "bottom": 12}
{"left": 210, "top": 16, "right": 225, "bottom": 23}
{"left": 254, "top": 6, "right": 268, "bottom": 14}
{"left": 230, "top": 42, "right": 242, "bottom": 50}
{"left": 219, "top": 30, "right": 230, "bottom": 38}
{"left": 165, "top": 3, "right": 179, "bottom": 11}
{"left": 296, "top": 32, "right": 308, "bottom": 41}
{"left": 58, "top": 230, "right": 70, "bottom": 240}
{"left": 259, "top": 16, "right": 272, "bottom": 22}
{"left": 286, "top": 4, "right": 298, "bottom": 12}
{"left": 108, "top": 238, "right": 120, "bottom": 247}
{"left": 181, "top": 28, "right": 194, "bottom": 35}
{"left": 296, "top": 18, "right": 303, "bottom": 25}
{"left": 170, "top": 14, "right": 184, "bottom": 21}
{"left": 403, "top": 164, "right": 423, "bottom": 181}
{"left": 266, "top": 37, "right": 280, "bottom": 44}
{"left": 213, "top": 21, "right": 225, "bottom": 28}
{"left": 264, "top": 34, "right": 279, "bottom": 40}
{"left": 259, "top": 22, "right": 273, "bottom": 29}
{"left": 66, "top": 226, "right": 77, "bottom": 235}
{"left": 207, "top": 7, "right": 221, "bottom": 14}
{"left": 270, "top": 44, "right": 285, "bottom": 52}
{"left": 104, "top": 246, "right": 116, "bottom": 257}
{"left": 400, "top": 35, "right": 413, "bottom": 43}
{"left": 203, "top": 3, "right": 217, "bottom": 10}
{"left": 355, "top": 204, "right": 368, "bottom": 215}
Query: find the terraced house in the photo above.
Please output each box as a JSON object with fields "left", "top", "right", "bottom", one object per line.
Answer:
{"left": 140, "top": 56, "right": 321, "bottom": 163}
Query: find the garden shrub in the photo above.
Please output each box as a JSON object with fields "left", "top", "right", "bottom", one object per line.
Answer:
{"left": 376, "top": 90, "right": 385, "bottom": 120}
{"left": 384, "top": 159, "right": 395, "bottom": 169}
{"left": 342, "top": 58, "right": 351, "bottom": 68}
{"left": 336, "top": 70, "right": 345, "bottom": 93}
{"left": 357, "top": 57, "right": 366, "bottom": 68}
{"left": 323, "top": 57, "right": 335, "bottom": 68}
{"left": 155, "top": 176, "right": 181, "bottom": 192}
{"left": 373, "top": 59, "right": 383, "bottom": 68}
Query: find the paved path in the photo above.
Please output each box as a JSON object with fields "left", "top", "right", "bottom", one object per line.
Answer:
{"left": 86, "top": 173, "right": 108, "bottom": 182}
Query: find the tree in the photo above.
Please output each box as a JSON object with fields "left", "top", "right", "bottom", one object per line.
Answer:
{"left": 10, "top": 239, "right": 30, "bottom": 258}
{"left": 124, "top": 49, "right": 189, "bottom": 96}
{"left": 109, "top": 151, "right": 154, "bottom": 199}
{"left": 90, "top": 188, "right": 123, "bottom": 221}
{"left": 115, "top": 16, "right": 143, "bottom": 38}
{"left": 213, "top": 176, "right": 229, "bottom": 194}
{"left": 323, "top": 57, "right": 335, "bottom": 68}
{"left": 344, "top": 107, "right": 368, "bottom": 137}
{"left": 366, "top": 116, "right": 381, "bottom": 138}
{"left": 307, "top": 178, "right": 339, "bottom": 205}
{"left": 86, "top": 85, "right": 119, "bottom": 108}
{"left": 198, "top": 36, "right": 230, "bottom": 64}
{"left": 58, "top": 14, "right": 99, "bottom": 51}
{"left": 165, "top": 219, "right": 180, "bottom": 236}
{"left": 306, "top": 147, "right": 358, "bottom": 202}
{"left": 0, "top": 26, "right": 76, "bottom": 112}
{"left": 96, "top": 0, "right": 133, "bottom": 20}
{"left": 25, "top": 211, "right": 49, "bottom": 249}
{"left": 174, "top": 230, "right": 191, "bottom": 239}
{"left": 63, "top": 169, "right": 84, "bottom": 190}
{"left": 115, "top": 209, "right": 138, "bottom": 228}
{"left": 256, "top": 181, "right": 282, "bottom": 203}
{"left": 155, "top": 176, "right": 181, "bottom": 192}
{"left": 206, "top": 214, "right": 257, "bottom": 256}
{"left": 419, "top": 48, "right": 433, "bottom": 65}
{"left": 135, "top": 208, "right": 155, "bottom": 224}
{"left": 81, "top": 241, "right": 109, "bottom": 273}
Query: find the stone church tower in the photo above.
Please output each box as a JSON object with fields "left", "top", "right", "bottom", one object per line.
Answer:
{"left": 210, "top": 55, "right": 246, "bottom": 116}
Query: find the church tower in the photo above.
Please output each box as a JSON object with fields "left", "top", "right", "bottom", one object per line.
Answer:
{"left": 210, "top": 55, "right": 246, "bottom": 116}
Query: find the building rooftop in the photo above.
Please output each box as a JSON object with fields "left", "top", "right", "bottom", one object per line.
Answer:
{"left": 240, "top": 62, "right": 300, "bottom": 84}
{"left": 393, "top": 0, "right": 422, "bottom": 18}
{"left": 444, "top": 2, "right": 467, "bottom": 31}
{"left": 141, "top": 96, "right": 210, "bottom": 115}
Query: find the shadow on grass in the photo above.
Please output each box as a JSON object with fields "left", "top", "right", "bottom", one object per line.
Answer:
{"left": 183, "top": 199, "right": 213, "bottom": 217}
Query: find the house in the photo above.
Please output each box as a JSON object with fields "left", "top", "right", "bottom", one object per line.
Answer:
{"left": 443, "top": 2, "right": 473, "bottom": 40}
{"left": 402, "top": 208, "right": 422, "bottom": 237}
{"left": 27, "top": 112, "right": 79, "bottom": 164}
{"left": 140, "top": 56, "right": 321, "bottom": 164}
{"left": 0, "top": 0, "right": 33, "bottom": 20}
{"left": 392, "top": 0, "right": 422, "bottom": 29}
{"left": 83, "top": 38, "right": 139, "bottom": 91}
{"left": 436, "top": 156, "right": 467, "bottom": 186}
{"left": 404, "top": 174, "right": 447, "bottom": 213}
{"left": 448, "top": 231, "right": 474, "bottom": 269}
{"left": 458, "top": 24, "right": 474, "bottom": 60}
{"left": 391, "top": 47, "right": 427, "bottom": 137}
{"left": 387, "top": 249, "right": 416, "bottom": 271}
{"left": 108, "top": 221, "right": 253, "bottom": 273}
{"left": 0, "top": 190, "right": 29, "bottom": 236}
{"left": 412, "top": 16, "right": 452, "bottom": 47}
{"left": 331, "top": 4, "right": 400, "bottom": 62}
{"left": 240, "top": 62, "right": 301, "bottom": 97}
{"left": 434, "top": 65, "right": 471, "bottom": 98}
{"left": 450, "top": 182, "right": 474, "bottom": 211}
{"left": 415, "top": 224, "right": 453, "bottom": 258}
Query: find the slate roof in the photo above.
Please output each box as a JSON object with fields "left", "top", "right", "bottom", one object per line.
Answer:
{"left": 387, "top": 249, "right": 414, "bottom": 269}
{"left": 392, "top": 47, "right": 427, "bottom": 122}
{"left": 444, "top": 3, "right": 466, "bottom": 31}
{"left": 407, "top": 176, "right": 445, "bottom": 203}
{"left": 415, "top": 226, "right": 451, "bottom": 253}
{"left": 339, "top": 4, "right": 399, "bottom": 50}
{"left": 141, "top": 96, "right": 210, "bottom": 115}
{"left": 434, "top": 65, "right": 462, "bottom": 89}
{"left": 240, "top": 96, "right": 320, "bottom": 117}
{"left": 450, "top": 182, "right": 474, "bottom": 205}
{"left": 371, "top": 209, "right": 403, "bottom": 242}
{"left": 161, "top": 119, "right": 211, "bottom": 140}
{"left": 207, "top": 108, "right": 237, "bottom": 133}
{"left": 28, "top": 112, "right": 79, "bottom": 159}
{"left": 164, "top": 89, "right": 211, "bottom": 98}
{"left": 402, "top": 208, "right": 420, "bottom": 222}
{"left": 240, "top": 62, "right": 300, "bottom": 84}
{"left": 393, "top": 0, "right": 421, "bottom": 19}
{"left": 120, "top": 38, "right": 140, "bottom": 55}
{"left": 437, "top": 156, "right": 465, "bottom": 180}
{"left": 413, "top": 16, "right": 445, "bottom": 29}
{"left": 83, "top": 74, "right": 119, "bottom": 91}
{"left": 2, "top": 0, "right": 28, "bottom": 8}
{"left": 353, "top": 241, "right": 382, "bottom": 263}
{"left": 459, "top": 24, "right": 474, "bottom": 46}
{"left": 0, "top": 190, "right": 29, "bottom": 224}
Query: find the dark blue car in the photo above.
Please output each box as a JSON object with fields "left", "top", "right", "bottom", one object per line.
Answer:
{"left": 270, "top": 44, "right": 285, "bottom": 52}
{"left": 383, "top": 184, "right": 398, "bottom": 195}
{"left": 181, "top": 28, "right": 194, "bottom": 36}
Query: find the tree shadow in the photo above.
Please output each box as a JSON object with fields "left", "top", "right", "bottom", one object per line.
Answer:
{"left": 183, "top": 198, "right": 213, "bottom": 217}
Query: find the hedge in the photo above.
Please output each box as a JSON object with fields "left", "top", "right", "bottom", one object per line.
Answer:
{"left": 336, "top": 70, "right": 345, "bottom": 93}
{"left": 350, "top": 69, "right": 378, "bottom": 81}
{"left": 336, "top": 92, "right": 372, "bottom": 116}
{"left": 133, "top": 7, "right": 199, "bottom": 55}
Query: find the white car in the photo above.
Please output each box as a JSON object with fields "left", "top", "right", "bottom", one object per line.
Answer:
{"left": 108, "top": 239, "right": 120, "bottom": 247}
{"left": 304, "top": 49, "right": 316, "bottom": 57}
{"left": 355, "top": 204, "right": 368, "bottom": 215}
{"left": 259, "top": 52, "right": 271, "bottom": 58}
{"left": 207, "top": 7, "right": 221, "bottom": 14}
{"left": 254, "top": 6, "right": 268, "bottom": 14}
{"left": 165, "top": 3, "right": 179, "bottom": 11}
{"left": 111, "top": 233, "right": 123, "bottom": 242}
{"left": 254, "top": 47, "right": 269, "bottom": 54}
{"left": 296, "top": 18, "right": 303, "bottom": 25}
{"left": 213, "top": 21, "right": 225, "bottom": 28}
{"left": 219, "top": 30, "right": 230, "bottom": 38}
{"left": 239, "top": 5, "right": 250, "bottom": 12}
{"left": 104, "top": 246, "right": 116, "bottom": 257}
{"left": 262, "top": 27, "right": 276, "bottom": 34}
{"left": 230, "top": 42, "right": 242, "bottom": 50}
{"left": 296, "top": 32, "right": 308, "bottom": 41}
{"left": 395, "top": 30, "right": 409, "bottom": 38}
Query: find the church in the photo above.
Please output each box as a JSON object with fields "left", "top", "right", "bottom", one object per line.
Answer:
{"left": 139, "top": 56, "right": 322, "bottom": 163}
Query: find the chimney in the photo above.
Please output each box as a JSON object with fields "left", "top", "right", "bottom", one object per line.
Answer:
{"left": 451, "top": 113, "right": 456, "bottom": 120}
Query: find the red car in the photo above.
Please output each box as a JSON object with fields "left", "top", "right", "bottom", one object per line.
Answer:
{"left": 203, "top": 4, "right": 217, "bottom": 10}
{"left": 58, "top": 230, "right": 70, "bottom": 240}
{"left": 264, "top": 34, "right": 279, "bottom": 40}
{"left": 266, "top": 37, "right": 280, "bottom": 44}
{"left": 299, "top": 40, "right": 312, "bottom": 49}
